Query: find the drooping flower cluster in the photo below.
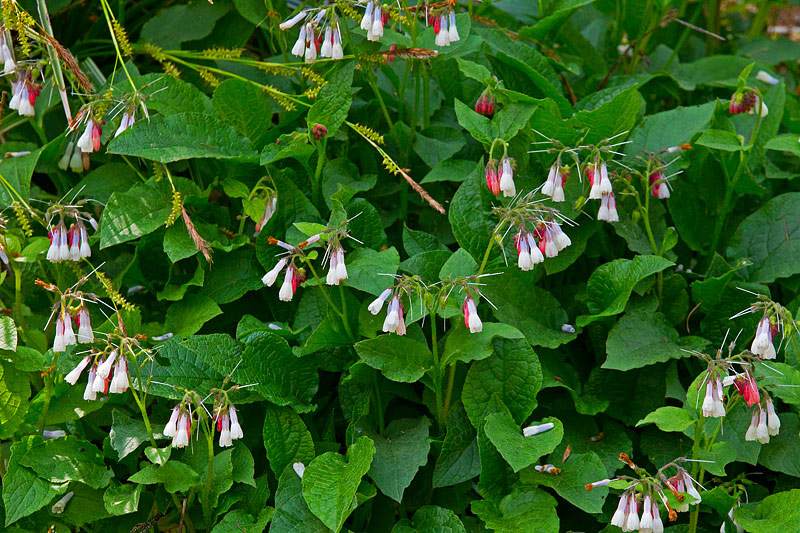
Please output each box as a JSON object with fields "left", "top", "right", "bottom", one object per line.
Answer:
{"left": 261, "top": 240, "right": 306, "bottom": 302}
{"left": 214, "top": 403, "right": 244, "bottom": 447}
{"left": 164, "top": 402, "right": 193, "bottom": 448}
{"left": 750, "top": 315, "right": 777, "bottom": 359}
{"left": 8, "top": 71, "right": 41, "bottom": 117}
{"left": 701, "top": 374, "right": 726, "bottom": 418}
{"left": 47, "top": 218, "right": 92, "bottom": 263}
{"left": 0, "top": 31, "right": 15, "bottom": 75}
{"left": 64, "top": 346, "right": 130, "bottom": 400}
{"left": 745, "top": 396, "right": 780, "bottom": 445}
{"left": 588, "top": 159, "right": 614, "bottom": 200}
{"left": 541, "top": 163, "right": 567, "bottom": 203}
{"left": 431, "top": 9, "right": 460, "bottom": 47}
{"left": 53, "top": 304, "right": 94, "bottom": 352}
{"left": 591, "top": 454, "right": 706, "bottom": 532}
{"left": 485, "top": 156, "right": 517, "bottom": 197}
{"left": 282, "top": 9, "right": 344, "bottom": 63}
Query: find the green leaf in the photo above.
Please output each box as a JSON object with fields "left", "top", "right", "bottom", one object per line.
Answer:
{"left": 734, "top": 489, "right": 800, "bottom": 533}
{"left": 237, "top": 331, "right": 318, "bottom": 411}
{"left": 449, "top": 159, "right": 495, "bottom": 262}
{"left": 302, "top": 436, "right": 376, "bottom": 533}
{"left": 201, "top": 248, "right": 264, "bottom": 304}
{"left": 569, "top": 86, "right": 641, "bottom": 145}
{"left": 322, "top": 159, "right": 377, "bottom": 210}
{"left": 110, "top": 409, "right": 152, "bottom": 460}
{"left": 462, "top": 338, "right": 543, "bottom": 427}
{"left": 727, "top": 192, "right": 800, "bottom": 283}
{"left": 636, "top": 406, "right": 697, "bottom": 432}
{"left": 2, "top": 437, "right": 68, "bottom": 526}
{"left": 212, "top": 509, "right": 275, "bottom": 533}
{"left": 754, "top": 362, "right": 800, "bottom": 405}
{"left": 354, "top": 334, "right": 432, "bottom": 383}
{"left": 271, "top": 466, "right": 328, "bottom": 533}
{"left": 625, "top": 103, "right": 715, "bottom": 156}
{"left": 764, "top": 134, "right": 800, "bottom": 157}
{"left": 262, "top": 404, "right": 315, "bottom": 478}
{"left": 0, "top": 315, "right": 17, "bottom": 351}
{"left": 103, "top": 484, "right": 142, "bottom": 516}
{"left": 492, "top": 102, "right": 537, "bottom": 142}
{"left": 140, "top": 2, "right": 228, "bottom": 48}
{"left": 520, "top": 452, "right": 610, "bottom": 514}
{"left": 403, "top": 225, "right": 446, "bottom": 256}
{"left": 0, "top": 149, "right": 40, "bottom": 206}
{"left": 128, "top": 461, "right": 201, "bottom": 493}
{"left": 107, "top": 112, "right": 257, "bottom": 162}
{"left": 414, "top": 126, "right": 466, "bottom": 168}
{"left": 433, "top": 402, "right": 481, "bottom": 488}
{"left": 441, "top": 322, "right": 524, "bottom": 367}
{"left": 143, "top": 335, "right": 232, "bottom": 400}
{"left": 165, "top": 293, "right": 222, "bottom": 335}
{"left": 99, "top": 179, "right": 172, "bottom": 248}
{"left": 121, "top": 74, "right": 213, "bottom": 117}
{"left": 421, "top": 158, "right": 477, "bottom": 184}
{"left": 307, "top": 62, "right": 354, "bottom": 136}
{"left": 471, "top": 487, "right": 559, "bottom": 532}
{"left": 345, "top": 247, "right": 400, "bottom": 296}
{"left": 481, "top": 271, "right": 576, "bottom": 348}
{"left": 0, "top": 360, "right": 29, "bottom": 439}
{"left": 213, "top": 79, "right": 274, "bottom": 148}
{"left": 393, "top": 505, "right": 467, "bottom": 533}
{"left": 604, "top": 309, "right": 708, "bottom": 370}
{"left": 454, "top": 99, "right": 493, "bottom": 145}
{"left": 577, "top": 255, "right": 674, "bottom": 326}
{"left": 484, "top": 412, "right": 563, "bottom": 472}
{"left": 455, "top": 58, "right": 492, "bottom": 84}
{"left": 695, "top": 129, "right": 746, "bottom": 151}
{"left": 365, "top": 418, "right": 431, "bottom": 502}
{"left": 699, "top": 441, "right": 737, "bottom": 476}
{"left": 20, "top": 436, "right": 110, "bottom": 489}
{"left": 758, "top": 414, "right": 800, "bottom": 477}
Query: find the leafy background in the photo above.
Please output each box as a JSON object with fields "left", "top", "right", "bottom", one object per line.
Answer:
{"left": 1, "top": 0, "right": 800, "bottom": 531}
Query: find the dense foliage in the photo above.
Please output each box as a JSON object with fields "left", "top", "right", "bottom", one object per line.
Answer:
{"left": 1, "top": 0, "right": 800, "bottom": 531}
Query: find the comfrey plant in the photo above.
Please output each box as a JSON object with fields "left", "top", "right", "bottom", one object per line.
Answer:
{"left": 3, "top": 0, "right": 800, "bottom": 531}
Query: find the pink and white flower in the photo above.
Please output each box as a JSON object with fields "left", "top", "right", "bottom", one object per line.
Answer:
{"left": 522, "top": 422, "right": 554, "bottom": 437}
{"left": 701, "top": 375, "right": 725, "bottom": 418}
{"left": 598, "top": 193, "right": 619, "bottom": 222}
{"left": 589, "top": 160, "right": 612, "bottom": 199}
{"left": 278, "top": 264, "right": 301, "bottom": 302}
{"left": 326, "top": 245, "right": 348, "bottom": 285}
{"left": 750, "top": 315, "right": 776, "bottom": 359}
{"left": 765, "top": 397, "right": 780, "bottom": 437}
{"left": 382, "top": 295, "right": 406, "bottom": 335}
{"left": 514, "top": 231, "right": 544, "bottom": 271}
{"left": 462, "top": 296, "right": 482, "bottom": 333}
{"left": 498, "top": 156, "right": 516, "bottom": 197}
{"left": 77, "top": 305, "right": 94, "bottom": 343}
{"left": 541, "top": 163, "right": 566, "bottom": 202}
{"left": 262, "top": 258, "right": 288, "bottom": 287}
{"left": 229, "top": 406, "right": 244, "bottom": 440}
{"left": 64, "top": 355, "right": 91, "bottom": 385}
{"left": 369, "top": 288, "right": 393, "bottom": 315}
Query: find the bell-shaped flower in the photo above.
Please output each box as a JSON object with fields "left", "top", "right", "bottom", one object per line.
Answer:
{"left": 83, "top": 366, "right": 98, "bottom": 401}
{"left": 64, "top": 355, "right": 91, "bottom": 385}
{"left": 368, "top": 288, "right": 392, "bottom": 315}
{"left": 462, "top": 296, "right": 482, "bottom": 333}
{"left": 498, "top": 156, "right": 516, "bottom": 197}
{"left": 163, "top": 407, "right": 180, "bottom": 438}
{"left": 278, "top": 264, "right": 300, "bottom": 302}
{"left": 448, "top": 11, "right": 460, "bottom": 42}
{"left": 291, "top": 24, "right": 307, "bottom": 57}
{"left": 262, "top": 258, "right": 287, "bottom": 287}
{"left": 229, "top": 406, "right": 244, "bottom": 440}
{"left": 382, "top": 295, "right": 406, "bottom": 335}
{"left": 765, "top": 397, "right": 780, "bottom": 437}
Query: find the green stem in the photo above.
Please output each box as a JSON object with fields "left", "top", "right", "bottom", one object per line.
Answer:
{"left": 422, "top": 64, "right": 431, "bottom": 130}
{"left": 203, "top": 428, "right": 214, "bottom": 525}
{"left": 688, "top": 415, "right": 706, "bottom": 533}
{"left": 430, "top": 309, "right": 443, "bottom": 430}
{"left": 478, "top": 233, "right": 497, "bottom": 276}
{"left": 313, "top": 139, "right": 326, "bottom": 209}
{"left": 305, "top": 260, "right": 345, "bottom": 321}
{"left": 339, "top": 285, "right": 354, "bottom": 340}
{"left": 100, "top": 0, "right": 137, "bottom": 90}
{"left": 37, "top": 350, "right": 59, "bottom": 434}
{"left": 441, "top": 364, "right": 456, "bottom": 424}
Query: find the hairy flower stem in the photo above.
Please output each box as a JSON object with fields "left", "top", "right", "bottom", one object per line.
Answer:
{"left": 688, "top": 414, "right": 706, "bottom": 533}
{"left": 313, "top": 140, "right": 327, "bottom": 209}
{"left": 304, "top": 259, "right": 351, "bottom": 338}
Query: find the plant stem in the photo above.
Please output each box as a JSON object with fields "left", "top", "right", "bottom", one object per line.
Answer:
{"left": 339, "top": 285, "right": 354, "bottom": 340}
{"left": 688, "top": 415, "right": 706, "bottom": 533}
{"left": 372, "top": 373, "right": 385, "bottom": 434}
{"left": 203, "top": 428, "right": 214, "bottom": 526}
{"left": 313, "top": 139, "right": 326, "bottom": 209}
{"left": 305, "top": 259, "right": 346, "bottom": 321}
{"left": 37, "top": 351, "right": 59, "bottom": 434}
{"left": 430, "top": 310, "right": 443, "bottom": 430}
{"left": 441, "top": 364, "right": 456, "bottom": 424}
